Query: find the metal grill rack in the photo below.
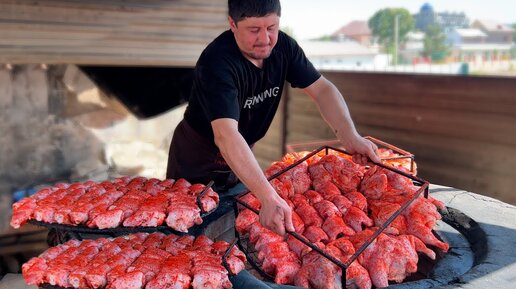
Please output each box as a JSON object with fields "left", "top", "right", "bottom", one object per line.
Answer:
{"left": 286, "top": 136, "right": 417, "bottom": 175}
{"left": 28, "top": 181, "right": 217, "bottom": 241}
{"left": 37, "top": 238, "right": 239, "bottom": 289}
{"left": 234, "top": 145, "right": 431, "bottom": 287}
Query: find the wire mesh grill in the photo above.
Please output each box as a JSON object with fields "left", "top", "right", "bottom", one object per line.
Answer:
{"left": 234, "top": 145, "right": 431, "bottom": 287}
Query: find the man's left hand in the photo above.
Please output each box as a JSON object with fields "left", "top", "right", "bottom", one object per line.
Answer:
{"left": 343, "top": 135, "right": 381, "bottom": 165}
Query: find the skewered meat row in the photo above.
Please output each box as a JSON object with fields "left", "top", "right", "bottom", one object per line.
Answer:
{"left": 11, "top": 176, "right": 219, "bottom": 232}
{"left": 236, "top": 151, "right": 448, "bottom": 289}
{"left": 22, "top": 232, "right": 246, "bottom": 289}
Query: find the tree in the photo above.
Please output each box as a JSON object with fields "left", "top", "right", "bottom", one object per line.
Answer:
{"left": 368, "top": 8, "right": 415, "bottom": 54}
{"left": 512, "top": 23, "right": 516, "bottom": 44}
{"left": 281, "top": 26, "right": 295, "bottom": 39}
{"left": 422, "top": 24, "right": 449, "bottom": 62}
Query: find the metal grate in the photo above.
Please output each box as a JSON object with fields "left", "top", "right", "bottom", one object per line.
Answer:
{"left": 28, "top": 181, "right": 217, "bottom": 240}
{"left": 234, "top": 145, "right": 430, "bottom": 287}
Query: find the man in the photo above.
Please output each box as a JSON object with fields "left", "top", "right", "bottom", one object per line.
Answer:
{"left": 167, "top": 0, "right": 380, "bottom": 246}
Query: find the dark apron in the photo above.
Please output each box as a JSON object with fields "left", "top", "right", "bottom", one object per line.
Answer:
{"left": 166, "top": 119, "right": 240, "bottom": 193}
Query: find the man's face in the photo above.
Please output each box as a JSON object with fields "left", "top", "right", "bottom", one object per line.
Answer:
{"left": 229, "top": 13, "right": 280, "bottom": 61}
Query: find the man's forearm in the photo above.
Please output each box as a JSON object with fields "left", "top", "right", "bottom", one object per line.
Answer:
{"left": 308, "top": 78, "right": 359, "bottom": 142}
{"left": 214, "top": 126, "right": 277, "bottom": 203}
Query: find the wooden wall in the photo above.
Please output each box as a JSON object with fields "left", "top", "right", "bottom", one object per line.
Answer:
{"left": 0, "top": 0, "right": 227, "bottom": 66}
{"left": 255, "top": 72, "right": 516, "bottom": 205}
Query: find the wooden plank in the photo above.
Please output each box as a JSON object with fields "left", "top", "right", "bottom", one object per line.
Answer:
{"left": 282, "top": 72, "right": 516, "bottom": 204}
{"left": 0, "top": 0, "right": 228, "bottom": 65}
{"left": 324, "top": 72, "right": 516, "bottom": 116}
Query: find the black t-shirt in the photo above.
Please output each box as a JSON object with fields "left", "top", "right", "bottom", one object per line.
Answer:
{"left": 184, "top": 30, "right": 320, "bottom": 145}
{"left": 167, "top": 30, "right": 320, "bottom": 188}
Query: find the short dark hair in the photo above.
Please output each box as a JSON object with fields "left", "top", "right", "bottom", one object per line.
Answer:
{"left": 228, "top": 0, "right": 281, "bottom": 24}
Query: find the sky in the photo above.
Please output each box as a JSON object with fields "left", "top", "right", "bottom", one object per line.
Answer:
{"left": 280, "top": 0, "right": 516, "bottom": 40}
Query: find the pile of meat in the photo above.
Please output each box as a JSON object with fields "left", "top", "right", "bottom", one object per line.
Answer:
{"left": 376, "top": 148, "right": 417, "bottom": 175}
{"left": 10, "top": 176, "right": 219, "bottom": 232}
{"left": 235, "top": 149, "right": 448, "bottom": 289}
{"left": 22, "top": 232, "right": 246, "bottom": 289}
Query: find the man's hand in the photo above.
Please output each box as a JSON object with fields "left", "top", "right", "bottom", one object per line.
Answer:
{"left": 343, "top": 135, "right": 382, "bottom": 165}
{"left": 259, "top": 193, "right": 295, "bottom": 236}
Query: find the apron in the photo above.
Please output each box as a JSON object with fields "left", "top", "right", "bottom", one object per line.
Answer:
{"left": 166, "top": 119, "right": 240, "bottom": 193}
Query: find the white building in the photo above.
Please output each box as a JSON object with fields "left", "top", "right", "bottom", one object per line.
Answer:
{"left": 447, "top": 28, "right": 514, "bottom": 63}
{"left": 299, "top": 40, "right": 387, "bottom": 70}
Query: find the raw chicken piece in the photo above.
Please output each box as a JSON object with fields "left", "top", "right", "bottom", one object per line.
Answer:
{"left": 343, "top": 191, "right": 368, "bottom": 212}
{"left": 123, "top": 194, "right": 169, "bottom": 227}
{"left": 303, "top": 225, "right": 330, "bottom": 243}
{"left": 295, "top": 203, "right": 323, "bottom": 227}
{"left": 248, "top": 224, "right": 283, "bottom": 251}
{"left": 343, "top": 206, "right": 373, "bottom": 232}
{"left": 314, "top": 200, "right": 342, "bottom": 219}
{"left": 294, "top": 249, "right": 342, "bottom": 289}
{"left": 106, "top": 271, "right": 144, "bottom": 289}
{"left": 360, "top": 169, "right": 388, "bottom": 200}
{"left": 322, "top": 216, "right": 355, "bottom": 240}
{"left": 166, "top": 194, "right": 202, "bottom": 232}
{"left": 291, "top": 194, "right": 310, "bottom": 208}
{"left": 235, "top": 209, "right": 259, "bottom": 235}
{"left": 188, "top": 184, "right": 219, "bottom": 213}
{"left": 21, "top": 257, "right": 47, "bottom": 285}
{"left": 369, "top": 201, "right": 407, "bottom": 235}
{"left": 304, "top": 190, "right": 324, "bottom": 205}
{"left": 290, "top": 161, "right": 312, "bottom": 194}
{"left": 10, "top": 200, "right": 37, "bottom": 229}
{"left": 146, "top": 253, "right": 192, "bottom": 289}
{"left": 237, "top": 193, "right": 261, "bottom": 210}
{"left": 270, "top": 178, "right": 292, "bottom": 199}
{"left": 159, "top": 179, "right": 176, "bottom": 188}
{"left": 314, "top": 182, "right": 342, "bottom": 199}
{"left": 291, "top": 210, "right": 305, "bottom": 233}
{"left": 404, "top": 198, "right": 449, "bottom": 251}
{"left": 320, "top": 155, "right": 364, "bottom": 193}
{"left": 308, "top": 163, "right": 333, "bottom": 188}
{"left": 327, "top": 195, "right": 352, "bottom": 214}
{"left": 286, "top": 235, "right": 311, "bottom": 258}
{"left": 211, "top": 241, "right": 247, "bottom": 275}
{"left": 190, "top": 252, "right": 232, "bottom": 289}
{"left": 170, "top": 178, "right": 192, "bottom": 193}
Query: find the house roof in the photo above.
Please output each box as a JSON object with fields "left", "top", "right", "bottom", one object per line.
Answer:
{"left": 456, "top": 43, "right": 514, "bottom": 51}
{"left": 454, "top": 28, "right": 487, "bottom": 38}
{"left": 473, "top": 19, "right": 514, "bottom": 33}
{"left": 299, "top": 40, "right": 377, "bottom": 57}
{"left": 406, "top": 31, "right": 425, "bottom": 41}
{"left": 331, "top": 21, "right": 371, "bottom": 37}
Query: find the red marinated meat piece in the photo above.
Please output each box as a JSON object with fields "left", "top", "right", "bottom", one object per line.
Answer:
{"left": 327, "top": 194, "right": 352, "bottom": 214}
{"left": 295, "top": 203, "right": 323, "bottom": 227}
{"left": 123, "top": 193, "right": 169, "bottom": 227}
{"left": 322, "top": 215, "right": 355, "bottom": 240}
{"left": 344, "top": 206, "right": 374, "bottom": 232}
{"left": 166, "top": 193, "right": 202, "bottom": 232}
{"left": 303, "top": 190, "right": 324, "bottom": 205}
{"left": 237, "top": 193, "right": 261, "bottom": 210}
{"left": 303, "top": 225, "right": 329, "bottom": 243}
{"left": 235, "top": 209, "right": 259, "bottom": 235}
{"left": 313, "top": 200, "right": 342, "bottom": 219}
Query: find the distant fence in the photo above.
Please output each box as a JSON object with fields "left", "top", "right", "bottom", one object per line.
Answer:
{"left": 255, "top": 71, "right": 516, "bottom": 205}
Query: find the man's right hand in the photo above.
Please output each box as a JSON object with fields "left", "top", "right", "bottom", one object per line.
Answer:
{"left": 258, "top": 193, "right": 295, "bottom": 236}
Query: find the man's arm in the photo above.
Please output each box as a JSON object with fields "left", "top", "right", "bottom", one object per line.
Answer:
{"left": 303, "top": 76, "right": 381, "bottom": 164}
{"left": 211, "top": 118, "right": 294, "bottom": 236}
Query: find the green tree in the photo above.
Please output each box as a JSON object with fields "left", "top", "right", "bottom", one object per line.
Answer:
{"left": 512, "top": 23, "right": 516, "bottom": 44}
{"left": 281, "top": 26, "right": 295, "bottom": 39}
{"left": 368, "top": 8, "right": 414, "bottom": 53}
{"left": 315, "top": 35, "right": 332, "bottom": 41}
{"left": 422, "top": 24, "right": 449, "bottom": 62}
